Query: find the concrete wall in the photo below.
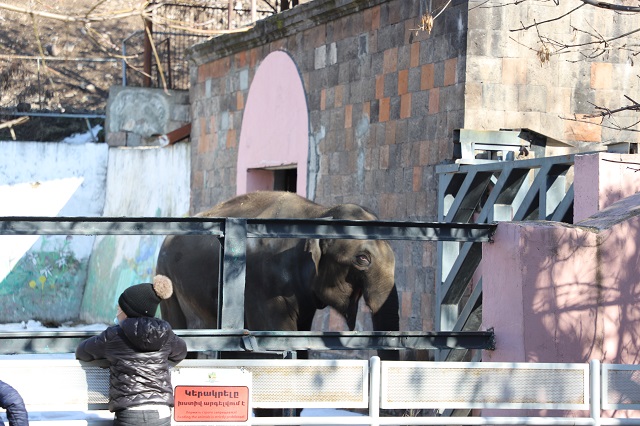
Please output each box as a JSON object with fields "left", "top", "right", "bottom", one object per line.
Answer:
{"left": 79, "top": 144, "right": 190, "bottom": 324}
{"left": 465, "top": 2, "right": 639, "bottom": 146}
{"left": 0, "top": 141, "right": 108, "bottom": 323}
{"left": 0, "top": 140, "right": 190, "bottom": 324}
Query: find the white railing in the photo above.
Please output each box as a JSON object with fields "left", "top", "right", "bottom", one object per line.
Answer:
{"left": 0, "top": 357, "right": 639, "bottom": 425}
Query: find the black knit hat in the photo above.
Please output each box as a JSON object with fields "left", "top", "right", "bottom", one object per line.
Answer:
{"left": 118, "top": 275, "right": 173, "bottom": 318}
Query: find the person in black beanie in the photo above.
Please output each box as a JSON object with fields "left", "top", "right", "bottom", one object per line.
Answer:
{"left": 76, "top": 275, "right": 188, "bottom": 426}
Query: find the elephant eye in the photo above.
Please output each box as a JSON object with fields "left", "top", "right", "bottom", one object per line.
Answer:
{"left": 354, "top": 253, "right": 371, "bottom": 268}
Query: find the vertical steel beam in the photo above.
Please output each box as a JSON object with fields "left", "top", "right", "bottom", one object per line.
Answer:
{"left": 219, "top": 218, "right": 247, "bottom": 329}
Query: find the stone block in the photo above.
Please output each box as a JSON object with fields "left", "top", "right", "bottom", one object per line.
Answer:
{"left": 502, "top": 58, "right": 527, "bottom": 85}
{"left": 314, "top": 45, "right": 326, "bottom": 70}
{"left": 433, "top": 61, "right": 445, "bottom": 88}
{"left": 408, "top": 115, "right": 426, "bottom": 144}
{"left": 105, "top": 131, "right": 126, "bottom": 147}
{"left": 408, "top": 66, "right": 421, "bottom": 93}
{"left": 170, "top": 104, "right": 191, "bottom": 123}
{"left": 126, "top": 132, "right": 142, "bottom": 147}
{"left": 563, "top": 115, "right": 602, "bottom": 142}
{"left": 398, "top": 44, "right": 411, "bottom": 70}
{"left": 390, "top": 95, "right": 401, "bottom": 121}
{"left": 384, "top": 72, "right": 398, "bottom": 98}
{"left": 466, "top": 56, "right": 502, "bottom": 84}
{"left": 591, "top": 62, "right": 613, "bottom": 90}
{"left": 518, "top": 84, "right": 547, "bottom": 113}
{"left": 465, "top": 82, "right": 482, "bottom": 110}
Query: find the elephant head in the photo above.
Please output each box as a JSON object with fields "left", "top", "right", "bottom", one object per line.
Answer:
{"left": 304, "top": 204, "right": 396, "bottom": 331}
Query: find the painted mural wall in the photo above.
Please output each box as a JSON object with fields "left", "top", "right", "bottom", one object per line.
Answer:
{"left": 80, "top": 144, "right": 190, "bottom": 324}
{"left": 0, "top": 141, "right": 108, "bottom": 323}
{"left": 0, "top": 140, "right": 190, "bottom": 324}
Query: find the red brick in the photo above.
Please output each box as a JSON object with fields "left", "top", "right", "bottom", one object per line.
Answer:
{"left": 205, "top": 57, "right": 230, "bottom": 80}
{"left": 412, "top": 166, "right": 421, "bottom": 191}
{"left": 444, "top": 58, "right": 457, "bottom": 86}
{"left": 249, "top": 48, "right": 259, "bottom": 68}
{"left": 400, "top": 93, "right": 411, "bottom": 119}
{"left": 379, "top": 97, "right": 391, "bottom": 122}
{"left": 371, "top": 5, "right": 381, "bottom": 31}
{"left": 235, "top": 51, "right": 248, "bottom": 69}
{"left": 420, "top": 63, "right": 434, "bottom": 90}
{"left": 398, "top": 69, "right": 408, "bottom": 95}
{"left": 428, "top": 88, "right": 439, "bottom": 114}
{"left": 226, "top": 128, "right": 237, "bottom": 148}
{"left": 236, "top": 92, "right": 244, "bottom": 110}
{"left": 375, "top": 75, "right": 384, "bottom": 99}
{"left": 345, "top": 104, "right": 352, "bottom": 129}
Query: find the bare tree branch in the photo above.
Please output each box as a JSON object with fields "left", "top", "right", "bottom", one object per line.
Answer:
{"left": 511, "top": 3, "right": 586, "bottom": 31}
{"left": 0, "top": 2, "right": 145, "bottom": 23}
{"left": 580, "top": 0, "right": 640, "bottom": 13}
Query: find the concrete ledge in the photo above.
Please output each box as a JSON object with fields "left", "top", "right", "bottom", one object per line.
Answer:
{"left": 187, "top": 0, "right": 389, "bottom": 66}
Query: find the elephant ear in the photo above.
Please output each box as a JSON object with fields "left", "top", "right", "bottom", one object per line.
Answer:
{"left": 304, "top": 215, "right": 333, "bottom": 274}
{"left": 304, "top": 239, "right": 322, "bottom": 275}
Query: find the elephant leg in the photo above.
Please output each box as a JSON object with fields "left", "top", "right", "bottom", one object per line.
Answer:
{"left": 372, "top": 284, "right": 400, "bottom": 361}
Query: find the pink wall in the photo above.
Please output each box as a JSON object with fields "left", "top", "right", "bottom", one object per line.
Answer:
{"left": 483, "top": 153, "right": 640, "bottom": 365}
{"left": 236, "top": 51, "right": 309, "bottom": 197}
{"left": 574, "top": 153, "right": 640, "bottom": 222}
{"left": 482, "top": 153, "right": 640, "bottom": 419}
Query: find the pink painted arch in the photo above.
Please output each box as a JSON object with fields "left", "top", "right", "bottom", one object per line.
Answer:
{"left": 236, "top": 51, "right": 309, "bottom": 196}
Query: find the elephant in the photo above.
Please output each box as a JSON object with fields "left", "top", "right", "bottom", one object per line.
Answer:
{"left": 156, "top": 191, "right": 399, "bottom": 356}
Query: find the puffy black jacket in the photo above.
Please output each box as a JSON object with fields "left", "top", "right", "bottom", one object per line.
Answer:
{"left": 75, "top": 317, "right": 188, "bottom": 412}
{"left": 0, "top": 380, "right": 29, "bottom": 426}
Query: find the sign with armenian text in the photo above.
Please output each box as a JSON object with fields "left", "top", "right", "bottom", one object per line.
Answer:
{"left": 171, "top": 367, "right": 252, "bottom": 425}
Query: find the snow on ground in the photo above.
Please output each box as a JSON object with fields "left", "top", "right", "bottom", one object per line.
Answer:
{"left": 0, "top": 319, "right": 107, "bottom": 332}
{"left": 60, "top": 124, "right": 102, "bottom": 144}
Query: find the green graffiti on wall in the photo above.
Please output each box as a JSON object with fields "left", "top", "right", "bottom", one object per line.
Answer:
{"left": 0, "top": 236, "right": 88, "bottom": 323}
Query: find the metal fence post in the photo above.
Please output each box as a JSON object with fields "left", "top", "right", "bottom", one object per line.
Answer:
{"left": 220, "top": 218, "right": 247, "bottom": 329}
{"left": 369, "top": 356, "right": 380, "bottom": 426}
{"left": 590, "top": 359, "right": 601, "bottom": 426}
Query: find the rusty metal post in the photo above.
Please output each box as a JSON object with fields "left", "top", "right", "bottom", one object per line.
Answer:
{"left": 143, "top": 14, "right": 153, "bottom": 87}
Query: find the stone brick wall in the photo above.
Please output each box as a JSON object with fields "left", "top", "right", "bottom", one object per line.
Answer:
{"left": 188, "top": 0, "right": 469, "bottom": 342}
{"left": 464, "top": 2, "right": 640, "bottom": 147}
